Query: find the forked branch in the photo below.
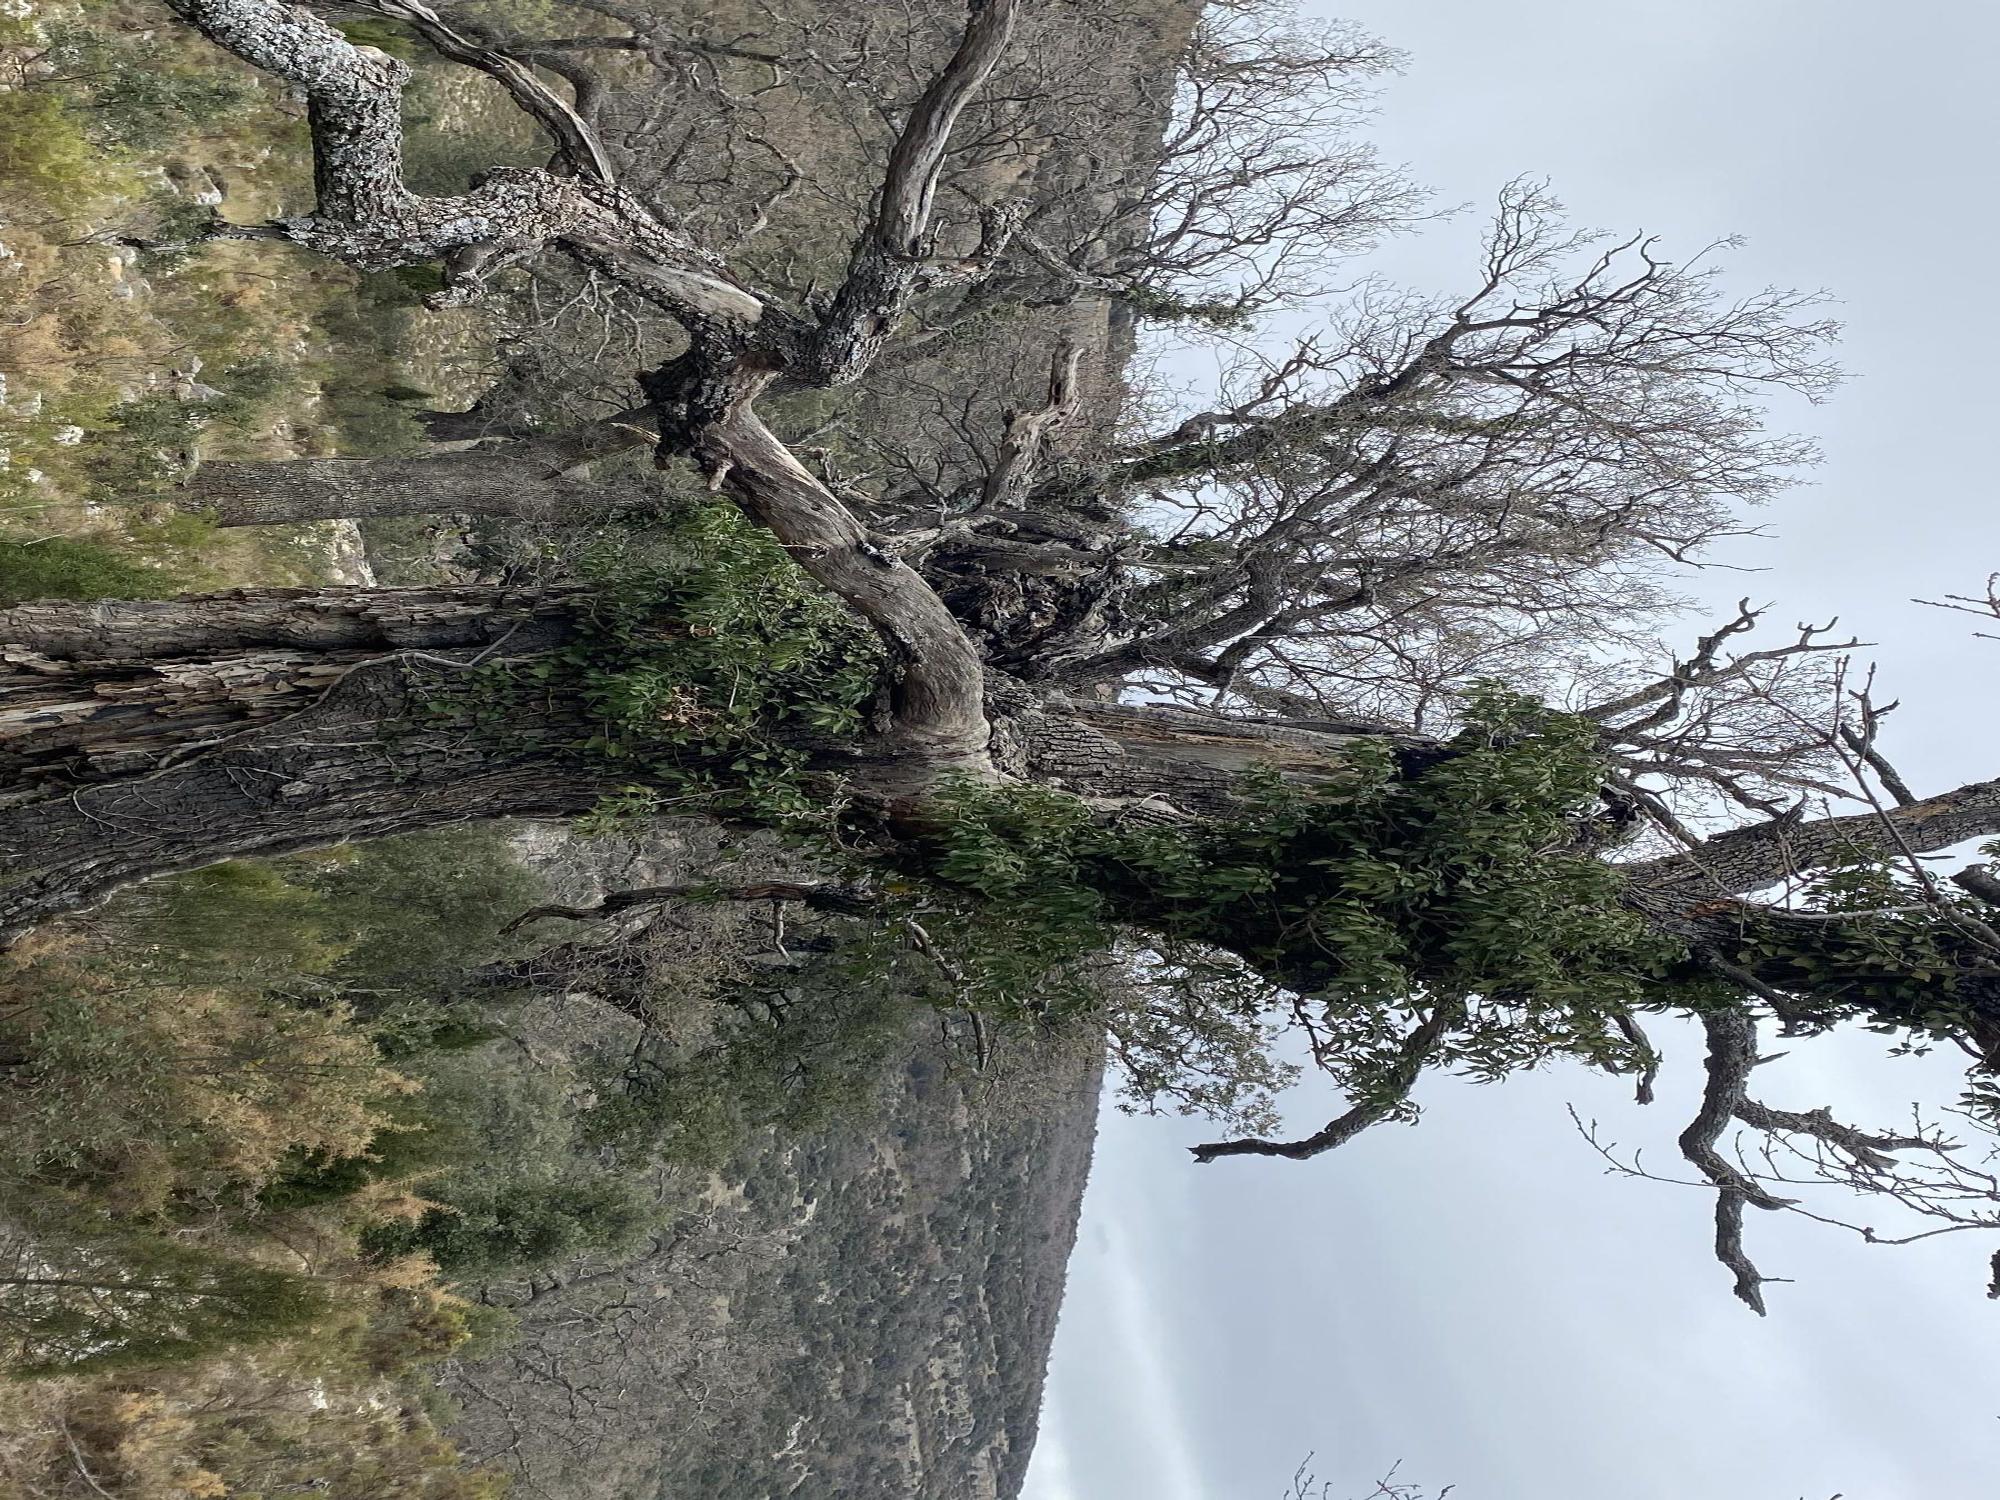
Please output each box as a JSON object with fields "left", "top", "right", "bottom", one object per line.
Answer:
{"left": 1189, "top": 1005, "right": 1456, "bottom": 1164}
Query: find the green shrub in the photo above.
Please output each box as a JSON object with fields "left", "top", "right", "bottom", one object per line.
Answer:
{"left": 363, "top": 1178, "right": 655, "bottom": 1278}
{"left": 2, "top": 1232, "right": 328, "bottom": 1377}
{"left": 0, "top": 538, "right": 175, "bottom": 606}
{"left": 0, "top": 89, "right": 118, "bottom": 200}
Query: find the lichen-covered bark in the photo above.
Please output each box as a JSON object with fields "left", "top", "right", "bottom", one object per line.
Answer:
{"left": 190, "top": 452, "right": 639, "bottom": 529}
{"left": 164, "top": 0, "right": 770, "bottom": 326}
{"left": 0, "top": 589, "right": 1403, "bottom": 943}
{"left": 0, "top": 588, "right": 598, "bottom": 939}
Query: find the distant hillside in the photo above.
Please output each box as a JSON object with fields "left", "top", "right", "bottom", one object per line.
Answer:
{"left": 438, "top": 954, "right": 1105, "bottom": 1499}
{"left": 734, "top": 1035, "right": 1105, "bottom": 1500}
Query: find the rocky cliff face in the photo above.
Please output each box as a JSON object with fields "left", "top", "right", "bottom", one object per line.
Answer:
{"left": 435, "top": 825, "right": 1106, "bottom": 1500}
{"left": 426, "top": 824, "right": 1112, "bottom": 1500}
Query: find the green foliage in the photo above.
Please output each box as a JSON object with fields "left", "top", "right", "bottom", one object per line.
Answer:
{"left": 0, "top": 944, "right": 408, "bottom": 1213}
{"left": 127, "top": 828, "right": 540, "bottom": 989}
{"left": 0, "top": 537, "right": 176, "bottom": 606}
{"left": 2, "top": 1232, "right": 328, "bottom": 1377}
{"left": 0, "top": 828, "right": 541, "bottom": 1230}
{"left": 363, "top": 1178, "right": 655, "bottom": 1278}
{"left": 895, "top": 782, "right": 1118, "bottom": 1016}
{"left": 463, "top": 499, "right": 883, "bottom": 823}
{"left": 125, "top": 860, "right": 351, "bottom": 981}
{"left": 42, "top": 22, "right": 260, "bottom": 146}
{"left": 582, "top": 984, "right": 921, "bottom": 1168}
{"left": 1119, "top": 283, "right": 1257, "bottom": 329}
{"left": 1701, "top": 854, "right": 2000, "bottom": 1045}
{"left": 259, "top": 1119, "right": 452, "bottom": 1213}
{"left": 317, "top": 831, "right": 544, "bottom": 984}
{"left": 2, "top": 1313, "right": 512, "bottom": 1495}
{"left": 0, "top": 86, "right": 111, "bottom": 198}
{"left": 903, "top": 690, "right": 1676, "bottom": 1104}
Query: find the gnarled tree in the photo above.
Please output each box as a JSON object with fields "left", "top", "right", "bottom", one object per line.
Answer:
{"left": 10, "top": 0, "right": 2000, "bottom": 1314}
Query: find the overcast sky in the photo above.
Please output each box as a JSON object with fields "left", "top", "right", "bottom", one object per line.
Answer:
{"left": 1023, "top": 4, "right": 2000, "bottom": 1497}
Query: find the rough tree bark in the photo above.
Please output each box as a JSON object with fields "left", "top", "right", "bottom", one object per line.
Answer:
{"left": 0, "top": 590, "right": 1384, "bottom": 940}
{"left": 186, "top": 419, "right": 656, "bottom": 527}
{"left": 0, "top": 589, "right": 598, "bottom": 939}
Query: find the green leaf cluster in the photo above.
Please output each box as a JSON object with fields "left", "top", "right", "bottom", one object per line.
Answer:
{"left": 907, "top": 690, "right": 1676, "bottom": 1092}
{"left": 467, "top": 499, "right": 884, "bottom": 823}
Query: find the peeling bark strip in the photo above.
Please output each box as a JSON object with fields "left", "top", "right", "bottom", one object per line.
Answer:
{"left": 0, "top": 588, "right": 569, "bottom": 662}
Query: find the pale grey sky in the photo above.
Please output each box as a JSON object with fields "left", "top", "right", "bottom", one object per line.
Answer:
{"left": 1024, "top": 4, "right": 2000, "bottom": 1497}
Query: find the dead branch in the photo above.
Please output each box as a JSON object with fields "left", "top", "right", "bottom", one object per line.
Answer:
{"left": 502, "top": 881, "right": 878, "bottom": 934}
{"left": 1189, "top": 1005, "right": 1456, "bottom": 1164}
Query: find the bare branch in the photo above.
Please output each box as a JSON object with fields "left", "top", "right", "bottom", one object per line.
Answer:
{"left": 1611, "top": 1010, "right": 1660, "bottom": 1105}
{"left": 502, "top": 881, "right": 877, "bottom": 935}
{"left": 808, "top": 0, "right": 1021, "bottom": 384}
{"left": 1631, "top": 775, "right": 2000, "bottom": 898}
{"left": 1189, "top": 1005, "right": 1456, "bottom": 1164}
{"left": 164, "top": 0, "right": 767, "bottom": 323}
{"left": 340, "top": 0, "right": 617, "bottom": 182}
{"left": 1679, "top": 1010, "right": 1793, "bottom": 1314}
{"left": 975, "top": 343, "right": 1085, "bottom": 513}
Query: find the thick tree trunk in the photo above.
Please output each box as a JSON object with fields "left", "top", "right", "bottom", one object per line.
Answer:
{"left": 2, "top": 588, "right": 578, "bottom": 794}
{"left": 187, "top": 417, "right": 657, "bottom": 529}
{"left": 996, "top": 691, "right": 1399, "bottom": 814}
{"left": 0, "top": 591, "right": 1397, "bottom": 944}
{"left": 0, "top": 588, "right": 604, "bottom": 940}
{"left": 9, "top": 587, "right": 2000, "bottom": 1072}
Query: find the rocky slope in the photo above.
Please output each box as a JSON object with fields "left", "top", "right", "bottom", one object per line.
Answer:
{"left": 418, "top": 825, "right": 1101, "bottom": 1500}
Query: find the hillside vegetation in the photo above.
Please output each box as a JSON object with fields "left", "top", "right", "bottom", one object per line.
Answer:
{"left": 1, "top": 2, "right": 1157, "bottom": 1494}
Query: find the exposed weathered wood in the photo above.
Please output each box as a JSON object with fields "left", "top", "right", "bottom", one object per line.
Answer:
{"left": 0, "top": 587, "right": 578, "bottom": 794}
{"left": 0, "top": 588, "right": 604, "bottom": 939}
{"left": 976, "top": 344, "right": 1085, "bottom": 513}
{"left": 1628, "top": 779, "right": 2000, "bottom": 897}
{"left": 805, "top": 0, "right": 1022, "bottom": 385}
